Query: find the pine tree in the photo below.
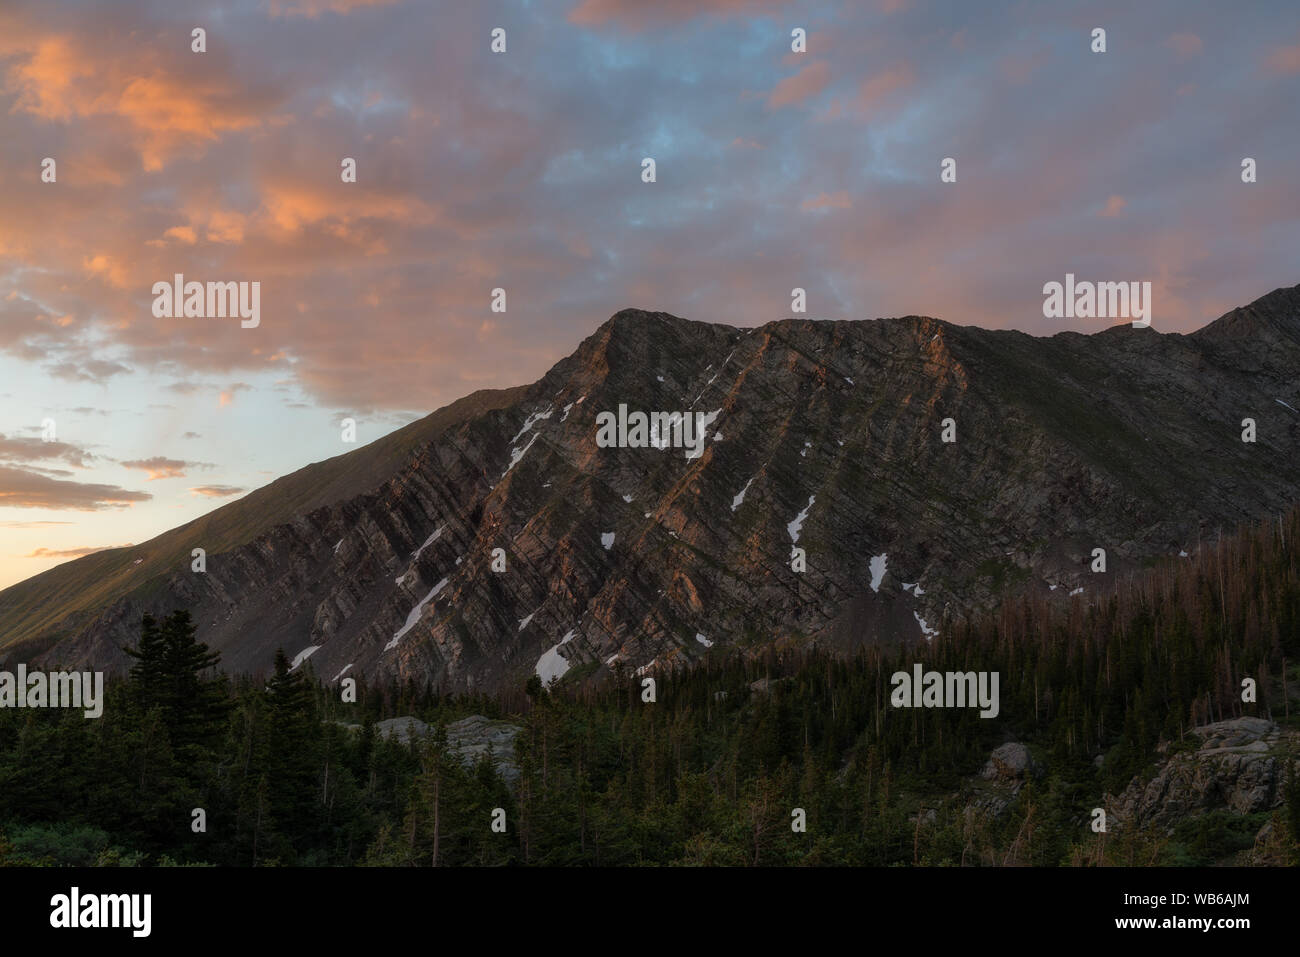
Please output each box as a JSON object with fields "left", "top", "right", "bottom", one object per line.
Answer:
{"left": 265, "top": 648, "right": 321, "bottom": 856}
{"left": 124, "top": 613, "right": 167, "bottom": 712}
{"left": 158, "top": 610, "right": 227, "bottom": 754}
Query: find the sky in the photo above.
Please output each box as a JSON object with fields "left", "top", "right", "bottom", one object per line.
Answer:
{"left": 0, "top": 0, "right": 1297, "bottom": 590}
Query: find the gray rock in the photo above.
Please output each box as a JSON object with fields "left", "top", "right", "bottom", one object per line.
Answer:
{"left": 980, "top": 742, "right": 1041, "bottom": 781}
{"left": 1110, "top": 718, "right": 1288, "bottom": 827}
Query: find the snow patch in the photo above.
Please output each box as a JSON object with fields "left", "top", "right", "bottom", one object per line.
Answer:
{"left": 1069, "top": 587, "right": 1084, "bottom": 596}
{"left": 332, "top": 663, "right": 354, "bottom": 683}
{"left": 601, "top": 532, "right": 615, "bottom": 550}
{"left": 869, "top": 553, "right": 888, "bottom": 592}
{"left": 1277, "top": 398, "right": 1298, "bottom": 413}
{"left": 787, "top": 494, "right": 815, "bottom": 542}
{"left": 535, "top": 629, "right": 577, "bottom": 686}
{"left": 800, "top": 440, "right": 811, "bottom": 458}
{"left": 560, "top": 403, "right": 573, "bottom": 422}
{"left": 913, "top": 613, "right": 938, "bottom": 639}
{"left": 411, "top": 524, "right": 444, "bottom": 562}
{"left": 692, "top": 352, "right": 734, "bottom": 406}
{"left": 500, "top": 432, "right": 540, "bottom": 479}
{"left": 512, "top": 407, "right": 553, "bottom": 443}
{"left": 695, "top": 633, "right": 713, "bottom": 648}
{"left": 685, "top": 409, "right": 723, "bottom": 459}
{"left": 518, "top": 609, "right": 540, "bottom": 631}
{"left": 289, "top": 646, "right": 320, "bottom": 671}
{"left": 732, "top": 476, "right": 755, "bottom": 512}
{"left": 622, "top": 494, "right": 632, "bottom": 503}
{"left": 386, "top": 577, "right": 450, "bottom": 651}
{"left": 902, "top": 581, "right": 924, "bottom": 596}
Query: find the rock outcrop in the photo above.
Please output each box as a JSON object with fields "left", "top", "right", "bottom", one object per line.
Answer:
{"left": 1110, "top": 717, "right": 1292, "bottom": 830}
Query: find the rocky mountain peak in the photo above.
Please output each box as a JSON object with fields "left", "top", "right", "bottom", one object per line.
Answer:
{"left": 6, "top": 289, "right": 1299, "bottom": 697}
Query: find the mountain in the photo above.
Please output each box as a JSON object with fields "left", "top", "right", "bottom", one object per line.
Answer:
{"left": 4, "top": 285, "right": 1299, "bottom": 692}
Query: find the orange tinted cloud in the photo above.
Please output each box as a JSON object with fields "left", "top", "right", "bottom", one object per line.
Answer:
{"left": 163, "top": 225, "right": 197, "bottom": 245}
{"left": 767, "top": 61, "right": 830, "bottom": 109}
{"left": 82, "top": 254, "right": 131, "bottom": 288}
{"left": 3, "top": 27, "right": 273, "bottom": 171}
{"left": 121, "top": 457, "right": 212, "bottom": 480}
{"left": 188, "top": 485, "right": 246, "bottom": 498}
{"left": 259, "top": 181, "right": 435, "bottom": 235}
{"left": 1100, "top": 195, "right": 1126, "bottom": 218}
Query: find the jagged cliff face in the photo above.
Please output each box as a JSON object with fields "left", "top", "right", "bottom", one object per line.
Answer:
{"left": 12, "top": 285, "right": 1300, "bottom": 692}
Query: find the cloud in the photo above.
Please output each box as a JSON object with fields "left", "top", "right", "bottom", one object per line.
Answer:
{"left": 1, "top": 22, "right": 279, "bottom": 172}
{"left": 1265, "top": 39, "right": 1300, "bottom": 74}
{"left": 266, "top": 0, "right": 403, "bottom": 19}
{"left": 568, "top": 0, "right": 793, "bottom": 29}
{"left": 0, "top": 0, "right": 1294, "bottom": 427}
{"left": 46, "top": 359, "right": 132, "bottom": 384}
{"left": 0, "top": 466, "right": 150, "bottom": 510}
{"left": 0, "top": 521, "right": 74, "bottom": 528}
{"left": 0, "top": 433, "right": 96, "bottom": 468}
{"left": 188, "top": 485, "right": 246, "bottom": 498}
{"left": 1100, "top": 195, "right": 1127, "bottom": 218}
{"left": 218, "top": 383, "right": 253, "bottom": 407}
{"left": 854, "top": 64, "right": 913, "bottom": 113}
{"left": 767, "top": 61, "right": 830, "bottom": 109}
{"left": 120, "top": 457, "right": 215, "bottom": 480}
{"left": 162, "top": 225, "right": 197, "bottom": 245}
{"left": 801, "top": 191, "right": 852, "bottom": 211}
{"left": 1166, "top": 33, "right": 1203, "bottom": 58}
{"left": 25, "top": 544, "right": 132, "bottom": 559}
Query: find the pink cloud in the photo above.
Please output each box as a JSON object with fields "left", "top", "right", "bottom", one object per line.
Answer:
{"left": 266, "top": 0, "right": 402, "bottom": 18}
{"left": 1265, "top": 40, "right": 1300, "bottom": 74}
{"left": 801, "top": 191, "right": 852, "bottom": 211}
{"left": 767, "top": 61, "right": 830, "bottom": 109}
{"left": 1100, "top": 195, "right": 1126, "bottom": 218}
{"left": 569, "top": 0, "right": 793, "bottom": 29}
{"left": 855, "top": 64, "right": 914, "bottom": 113}
{"left": 1167, "top": 33, "right": 1203, "bottom": 58}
